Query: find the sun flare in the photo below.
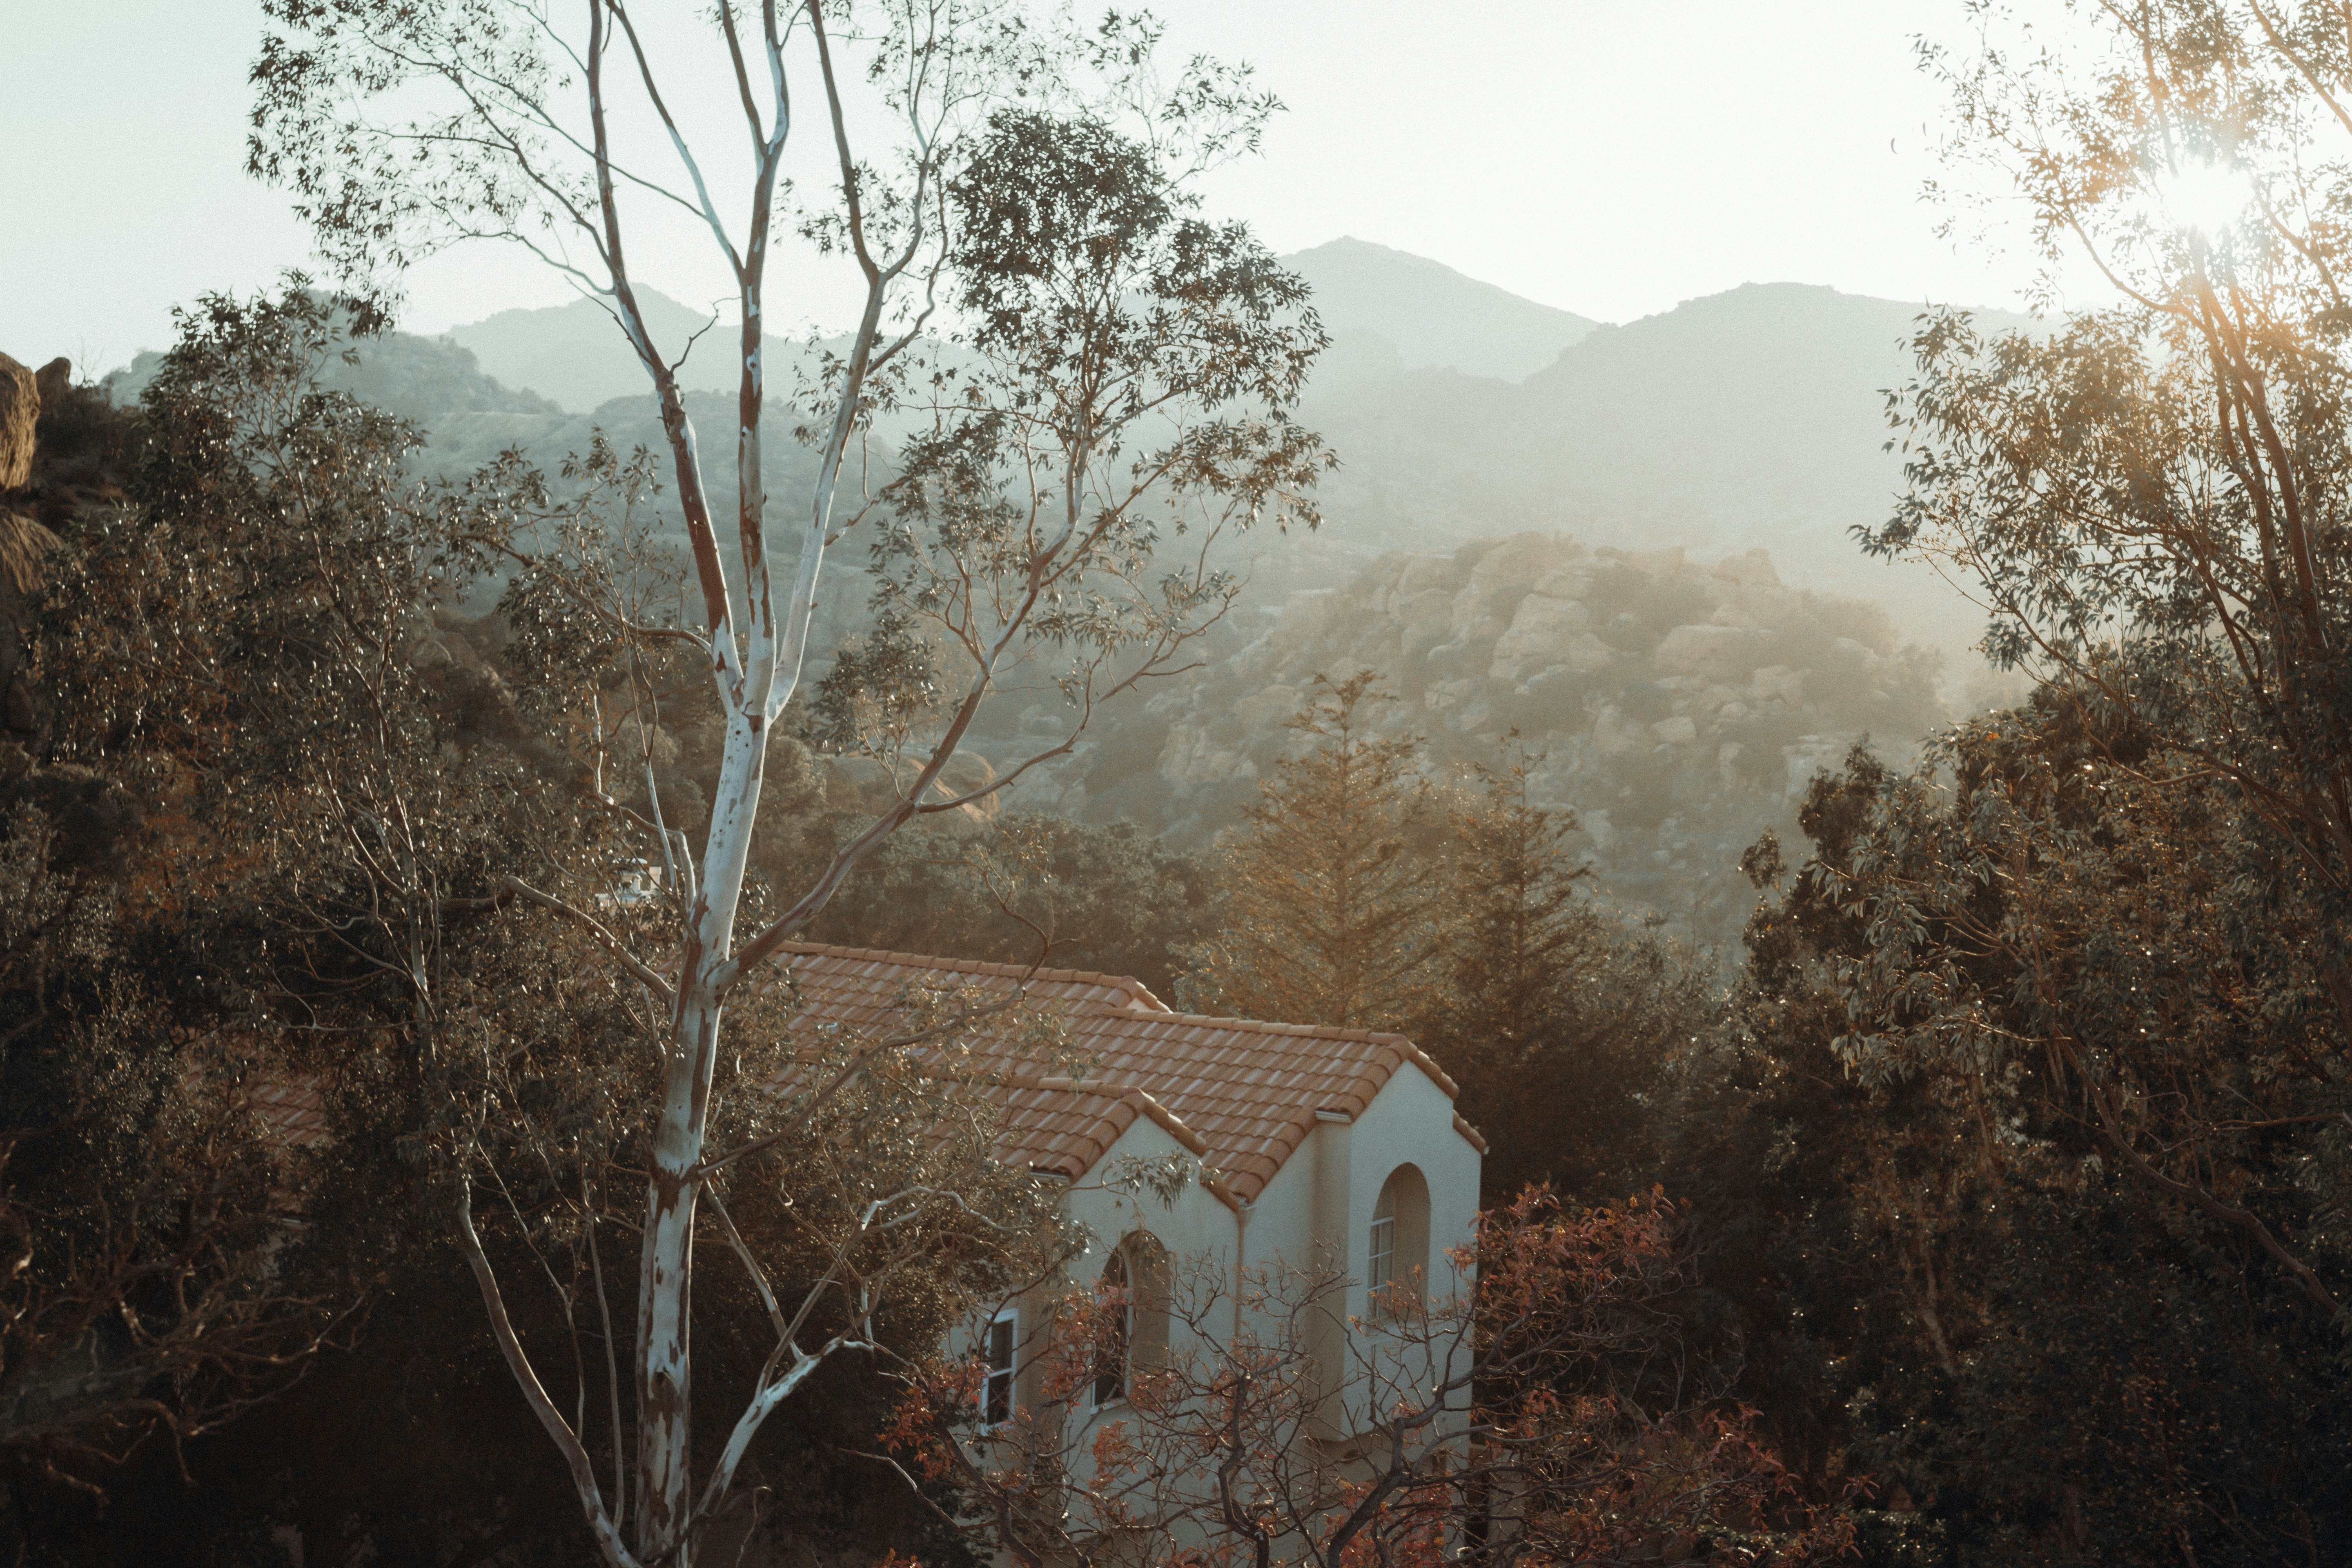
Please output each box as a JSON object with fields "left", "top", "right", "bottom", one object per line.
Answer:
{"left": 2152, "top": 160, "right": 2253, "bottom": 236}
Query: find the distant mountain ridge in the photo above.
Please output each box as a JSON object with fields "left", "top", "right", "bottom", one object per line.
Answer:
{"left": 438, "top": 244, "right": 1601, "bottom": 410}
{"left": 1293, "top": 279, "right": 2041, "bottom": 659}
{"left": 1280, "top": 237, "right": 1599, "bottom": 383}
{"left": 104, "top": 248, "right": 2034, "bottom": 670}
{"left": 449, "top": 287, "right": 735, "bottom": 413}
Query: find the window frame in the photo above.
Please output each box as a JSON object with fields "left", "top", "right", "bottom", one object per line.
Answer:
{"left": 1092, "top": 1246, "right": 1131, "bottom": 1408}
{"left": 982, "top": 1307, "right": 1018, "bottom": 1428}
{"left": 1368, "top": 1200, "right": 1397, "bottom": 1295}
{"left": 1368, "top": 1165, "right": 1430, "bottom": 1319}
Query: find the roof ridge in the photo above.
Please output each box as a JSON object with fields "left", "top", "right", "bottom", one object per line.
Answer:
{"left": 778, "top": 940, "right": 1463, "bottom": 1103}
{"left": 896, "top": 1062, "right": 1243, "bottom": 1213}
{"left": 1101, "top": 1005, "right": 1412, "bottom": 1045}
{"left": 765, "top": 940, "right": 1479, "bottom": 1201}
{"left": 776, "top": 939, "right": 1170, "bottom": 1013}
{"left": 1085, "top": 1006, "right": 1461, "bottom": 1101}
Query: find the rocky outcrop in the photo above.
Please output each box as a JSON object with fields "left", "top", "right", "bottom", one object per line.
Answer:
{"left": 0, "top": 353, "right": 85, "bottom": 801}
{"left": 0, "top": 353, "right": 37, "bottom": 492}
{"left": 0, "top": 358, "right": 153, "bottom": 871}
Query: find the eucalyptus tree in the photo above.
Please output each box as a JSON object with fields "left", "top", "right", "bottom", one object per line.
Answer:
{"left": 1874, "top": 0, "right": 2352, "bottom": 1319}
{"left": 249, "top": 4, "right": 1326, "bottom": 1561}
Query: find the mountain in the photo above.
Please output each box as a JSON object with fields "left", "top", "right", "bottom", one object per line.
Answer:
{"left": 440, "top": 243, "right": 1601, "bottom": 410}
{"left": 88, "top": 274, "right": 2031, "bottom": 946}
{"left": 1281, "top": 237, "right": 1600, "bottom": 383}
{"left": 1292, "top": 280, "right": 2042, "bottom": 659}
{"left": 106, "top": 327, "right": 561, "bottom": 425}
{"left": 448, "top": 287, "right": 738, "bottom": 412}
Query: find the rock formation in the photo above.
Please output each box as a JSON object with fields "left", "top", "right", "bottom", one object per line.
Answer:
{"left": 0, "top": 353, "right": 38, "bottom": 492}
{"left": 0, "top": 354, "right": 78, "bottom": 778}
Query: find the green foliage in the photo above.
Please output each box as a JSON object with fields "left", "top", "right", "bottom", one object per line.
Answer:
{"left": 802, "top": 605, "right": 943, "bottom": 762}
{"left": 1423, "top": 749, "right": 1716, "bottom": 1204}
{"left": 1173, "top": 676, "right": 1714, "bottom": 1205}
{"left": 1672, "top": 731, "right": 2352, "bottom": 1566}
{"left": 764, "top": 806, "right": 1212, "bottom": 1001}
{"left": 1, "top": 283, "right": 1064, "bottom": 1564}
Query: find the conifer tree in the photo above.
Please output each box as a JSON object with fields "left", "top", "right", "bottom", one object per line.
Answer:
{"left": 1429, "top": 748, "right": 1588, "bottom": 1055}
{"left": 1421, "top": 752, "right": 1708, "bottom": 1203}
{"left": 1177, "top": 672, "right": 1439, "bottom": 1030}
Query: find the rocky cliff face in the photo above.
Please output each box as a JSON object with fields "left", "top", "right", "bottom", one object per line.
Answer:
{"left": 0, "top": 354, "right": 72, "bottom": 759}
{"left": 981, "top": 531, "right": 1950, "bottom": 951}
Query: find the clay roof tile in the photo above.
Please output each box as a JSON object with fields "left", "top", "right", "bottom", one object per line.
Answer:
{"left": 760, "top": 942, "right": 1477, "bottom": 1203}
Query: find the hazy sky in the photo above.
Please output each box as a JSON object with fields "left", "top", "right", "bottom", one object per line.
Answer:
{"left": 4, "top": 0, "right": 2049, "bottom": 376}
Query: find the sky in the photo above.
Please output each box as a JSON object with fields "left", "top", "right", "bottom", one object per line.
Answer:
{"left": 2, "top": 0, "right": 2056, "bottom": 377}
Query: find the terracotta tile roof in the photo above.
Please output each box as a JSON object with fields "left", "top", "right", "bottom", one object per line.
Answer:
{"left": 763, "top": 943, "right": 1480, "bottom": 1205}
{"left": 247, "top": 1076, "right": 329, "bottom": 1149}
{"left": 229, "top": 944, "right": 1491, "bottom": 1196}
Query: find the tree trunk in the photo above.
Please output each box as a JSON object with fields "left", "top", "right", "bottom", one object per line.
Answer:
{"left": 633, "top": 708, "right": 771, "bottom": 1561}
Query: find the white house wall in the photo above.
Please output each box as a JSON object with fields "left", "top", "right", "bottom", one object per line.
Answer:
{"left": 1024, "top": 1113, "right": 1239, "bottom": 1432}
{"left": 972, "top": 1062, "right": 1483, "bottom": 1495}
{"left": 1344, "top": 1061, "right": 1481, "bottom": 1315}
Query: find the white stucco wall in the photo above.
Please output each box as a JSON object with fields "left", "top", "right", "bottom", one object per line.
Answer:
{"left": 1017, "top": 1114, "right": 1242, "bottom": 1433}
{"left": 958, "top": 1062, "right": 1483, "bottom": 1463}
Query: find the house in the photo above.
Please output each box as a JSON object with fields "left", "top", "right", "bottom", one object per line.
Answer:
{"left": 770, "top": 942, "right": 1487, "bottom": 1462}
{"left": 218, "top": 940, "right": 1488, "bottom": 1559}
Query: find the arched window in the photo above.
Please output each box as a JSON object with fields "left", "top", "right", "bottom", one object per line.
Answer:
{"left": 1368, "top": 1165, "right": 1431, "bottom": 1313}
{"left": 1092, "top": 1232, "right": 1170, "bottom": 1405}
{"left": 1093, "top": 1247, "right": 1130, "bottom": 1405}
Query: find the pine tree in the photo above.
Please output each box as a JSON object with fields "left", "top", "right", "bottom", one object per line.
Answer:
{"left": 1176, "top": 672, "right": 1439, "bottom": 1029}
{"left": 1421, "top": 748, "right": 1712, "bottom": 1204}
{"left": 1429, "top": 748, "right": 1590, "bottom": 1056}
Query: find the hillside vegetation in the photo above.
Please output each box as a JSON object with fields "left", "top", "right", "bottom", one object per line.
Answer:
{"left": 99, "top": 288, "right": 1972, "bottom": 951}
{"left": 973, "top": 530, "right": 1947, "bottom": 950}
{"left": 1294, "top": 280, "right": 2036, "bottom": 657}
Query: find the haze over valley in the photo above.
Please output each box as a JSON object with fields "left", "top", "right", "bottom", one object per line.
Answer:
{"left": 98, "top": 235, "right": 2001, "bottom": 948}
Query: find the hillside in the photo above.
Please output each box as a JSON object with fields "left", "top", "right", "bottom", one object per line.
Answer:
{"left": 108, "top": 326, "right": 563, "bottom": 425}
{"left": 961, "top": 530, "right": 1951, "bottom": 953}
{"left": 89, "top": 264, "right": 2017, "bottom": 945}
{"left": 135, "top": 252, "right": 2028, "bottom": 672}
{"left": 448, "top": 287, "right": 738, "bottom": 412}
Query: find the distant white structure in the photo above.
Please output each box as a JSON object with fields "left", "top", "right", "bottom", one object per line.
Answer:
{"left": 601, "top": 859, "right": 662, "bottom": 910}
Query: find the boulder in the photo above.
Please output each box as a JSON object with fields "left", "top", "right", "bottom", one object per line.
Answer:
{"left": 1711, "top": 548, "right": 1781, "bottom": 588}
{"left": 1392, "top": 587, "right": 1454, "bottom": 634}
{"left": 1751, "top": 664, "right": 1804, "bottom": 705}
{"left": 1465, "top": 531, "right": 1571, "bottom": 595}
{"left": 1489, "top": 593, "right": 1594, "bottom": 681}
{"left": 1372, "top": 553, "right": 1453, "bottom": 612}
{"left": 0, "top": 354, "right": 36, "bottom": 492}
{"left": 33, "top": 358, "right": 69, "bottom": 417}
{"left": 1530, "top": 562, "right": 1592, "bottom": 600}
{"left": 1559, "top": 632, "right": 1616, "bottom": 674}
{"left": 1656, "top": 623, "right": 1766, "bottom": 678}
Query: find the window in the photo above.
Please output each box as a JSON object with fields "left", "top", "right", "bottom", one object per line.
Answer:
{"left": 1093, "top": 1248, "right": 1131, "bottom": 1405}
{"left": 1091, "top": 1233, "right": 1170, "bottom": 1407}
{"left": 1369, "top": 1165, "right": 1431, "bottom": 1315}
{"left": 1368, "top": 1194, "right": 1397, "bottom": 1293}
{"left": 983, "top": 1310, "right": 1016, "bottom": 1425}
